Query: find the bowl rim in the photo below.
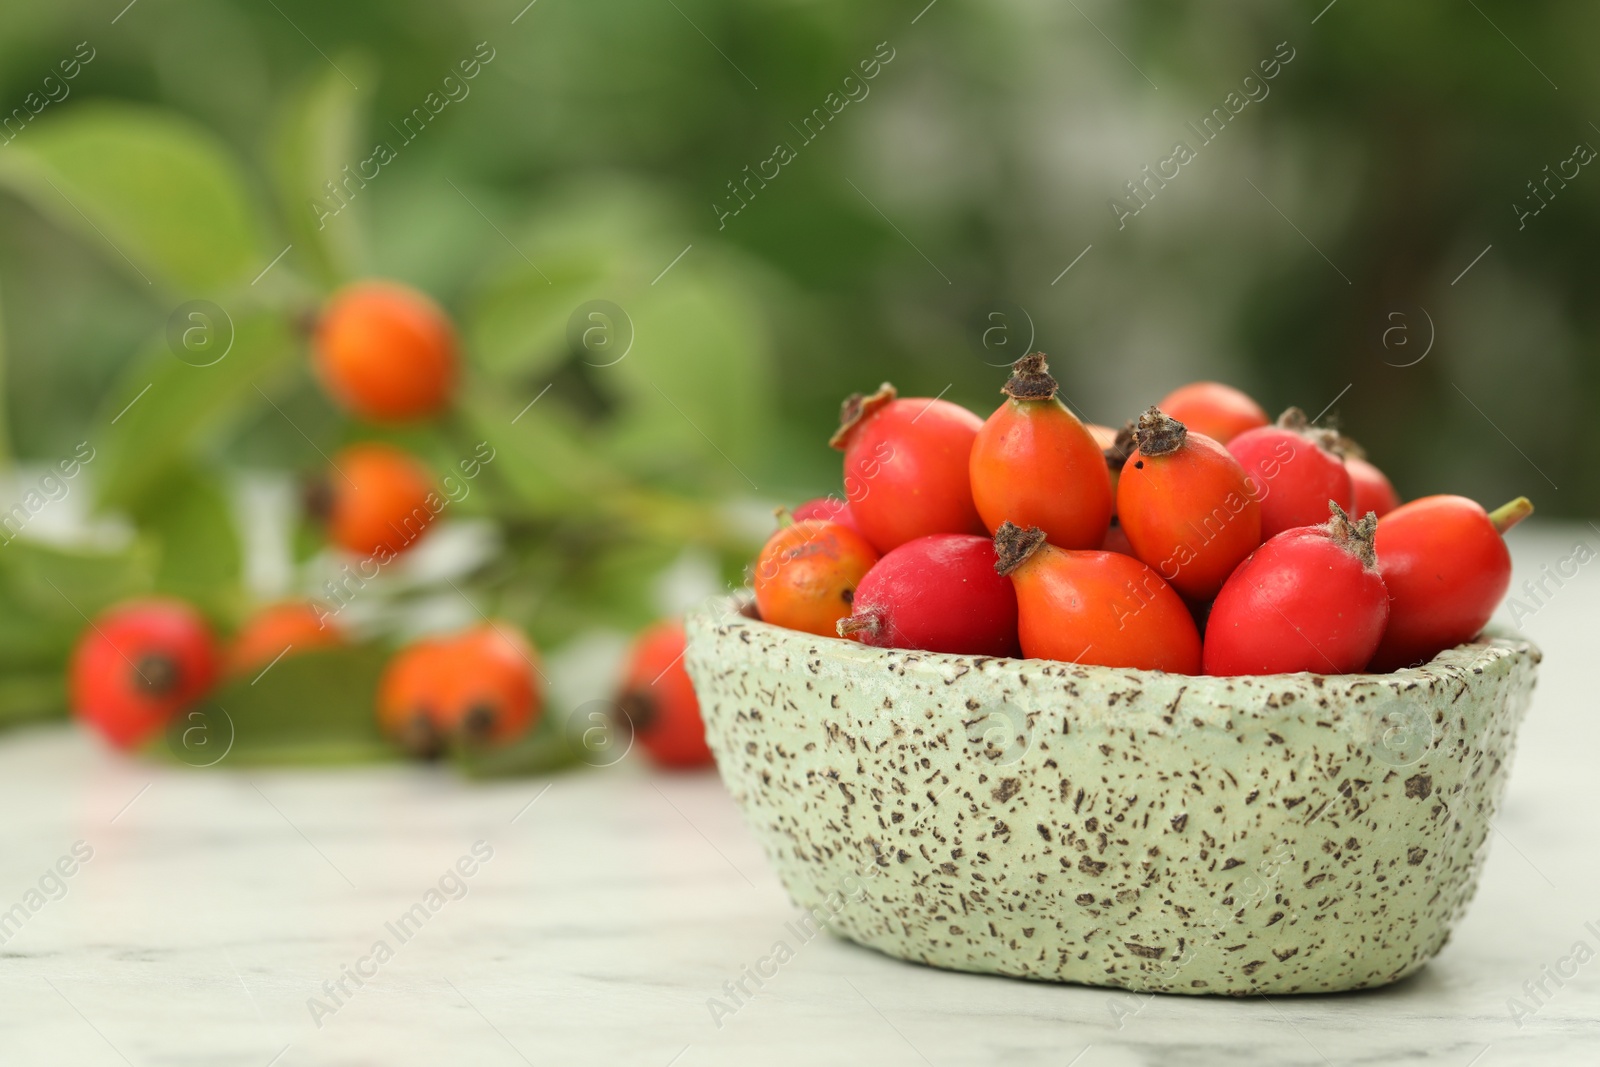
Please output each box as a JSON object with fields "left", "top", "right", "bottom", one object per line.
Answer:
{"left": 686, "top": 592, "right": 1540, "bottom": 698}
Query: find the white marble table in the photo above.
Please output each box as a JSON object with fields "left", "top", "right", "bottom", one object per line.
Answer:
{"left": 1, "top": 526, "right": 1596, "bottom": 1067}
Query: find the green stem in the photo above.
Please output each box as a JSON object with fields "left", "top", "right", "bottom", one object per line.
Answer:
{"left": 1489, "top": 496, "right": 1534, "bottom": 534}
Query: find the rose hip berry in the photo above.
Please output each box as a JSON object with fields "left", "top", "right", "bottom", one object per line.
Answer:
{"left": 1203, "top": 503, "right": 1390, "bottom": 676}
{"left": 993, "top": 522, "right": 1201, "bottom": 674}
{"left": 1347, "top": 454, "right": 1401, "bottom": 518}
{"left": 1101, "top": 521, "right": 1136, "bottom": 557}
{"left": 314, "top": 280, "right": 458, "bottom": 422}
{"left": 837, "top": 534, "right": 1020, "bottom": 657}
{"left": 1368, "top": 495, "right": 1532, "bottom": 672}
{"left": 1116, "top": 407, "right": 1262, "bottom": 601}
{"left": 378, "top": 622, "right": 543, "bottom": 757}
{"left": 314, "top": 443, "right": 437, "bottom": 559}
{"left": 446, "top": 623, "right": 543, "bottom": 746}
{"left": 1157, "top": 381, "right": 1270, "bottom": 445}
{"left": 229, "top": 601, "right": 344, "bottom": 676}
{"left": 752, "top": 519, "right": 880, "bottom": 637}
{"left": 70, "top": 598, "right": 221, "bottom": 748}
{"left": 615, "top": 619, "right": 712, "bottom": 769}
{"left": 1087, "top": 423, "right": 1121, "bottom": 450}
{"left": 969, "top": 353, "right": 1113, "bottom": 550}
{"left": 830, "top": 383, "right": 985, "bottom": 553}
{"left": 792, "top": 495, "right": 862, "bottom": 534}
{"left": 1227, "top": 408, "right": 1355, "bottom": 539}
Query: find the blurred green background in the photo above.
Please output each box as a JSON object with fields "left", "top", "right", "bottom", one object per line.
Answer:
{"left": 0, "top": 1, "right": 1589, "bottom": 734}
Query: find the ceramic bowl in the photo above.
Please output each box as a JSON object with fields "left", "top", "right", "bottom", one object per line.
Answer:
{"left": 683, "top": 597, "right": 1540, "bottom": 996}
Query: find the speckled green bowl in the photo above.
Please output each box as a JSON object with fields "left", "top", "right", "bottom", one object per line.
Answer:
{"left": 684, "top": 597, "right": 1540, "bottom": 996}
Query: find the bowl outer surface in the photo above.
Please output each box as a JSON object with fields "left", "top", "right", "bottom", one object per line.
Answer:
{"left": 684, "top": 597, "right": 1540, "bottom": 996}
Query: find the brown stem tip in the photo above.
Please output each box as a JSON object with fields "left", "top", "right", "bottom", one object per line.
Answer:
{"left": 1324, "top": 501, "right": 1378, "bottom": 568}
{"left": 830, "top": 383, "right": 897, "bottom": 451}
{"left": 1002, "top": 353, "right": 1059, "bottom": 401}
{"left": 836, "top": 613, "right": 880, "bottom": 640}
{"left": 1133, "top": 406, "right": 1187, "bottom": 457}
{"left": 993, "top": 521, "right": 1047, "bottom": 576}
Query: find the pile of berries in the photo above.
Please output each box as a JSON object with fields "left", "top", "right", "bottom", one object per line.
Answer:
{"left": 754, "top": 354, "right": 1532, "bottom": 676}
{"left": 66, "top": 278, "right": 711, "bottom": 769}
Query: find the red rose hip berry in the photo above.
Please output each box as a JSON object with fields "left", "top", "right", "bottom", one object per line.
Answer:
{"left": 969, "top": 353, "right": 1113, "bottom": 549}
{"left": 1368, "top": 495, "right": 1531, "bottom": 672}
{"left": 838, "top": 534, "right": 1021, "bottom": 657}
{"left": 616, "top": 619, "right": 713, "bottom": 769}
{"left": 993, "top": 522, "right": 1201, "bottom": 674}
{"left": 1116, "top": 407, "right": 1262, "bottom": 601}
{"left": 70, "top": 598, "right": 221, "bottom": 748}
{"left": 830, "top": 383, "right": 985, "bottom": 553}
{"left": 1347, "top": 455, "right": 1401, "bottom": 518}
{"left": 1203, "top": 503, "right": 1390, "bottom": 676}
{"left": 792, "top": 495, "right": 861, "bottom": 534}
{"left": 1227, "top": 408, "right": 1355, "bottom": 539}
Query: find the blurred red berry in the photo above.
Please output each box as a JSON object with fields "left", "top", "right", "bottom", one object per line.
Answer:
{"left": 617, "top": 620, "right": 712, "bottom": 768}
{"left": 70, "top": 598, "right": 221, "bottom": 748}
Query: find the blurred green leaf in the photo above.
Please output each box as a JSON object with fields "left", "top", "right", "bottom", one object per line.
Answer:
{"left": 0, "top": 104, "right": 266, "bottom": 293}
{"left": 270, "top": 58, "right": 373, "bottom": 290}
{"left": 604, "top": 264, "right": 773, "bottom": 487}
{"left": 130, "top": 465, "right": 243, "bottom": 617}
{"left": 454, "top": 383, "right": 627, "bottom": 515}
{"left": 453, "top": 707, "right": 582, "bottom": 779}
{"left": 0, "top": 672, "right": 67, "bottom": 728}
{"left": 149, "top": 643, "right": 393, "bottom": 766}
{"left": 95, "top": 313, "right": 299, "bottom": 512}
{"left": 468, "top": 256, "right": 613, "bottom": 381}
{"left": 0, "top": 275, "right": 11, "bottom": 469}
{"left": 0, "top": 538, "right": 153, "bottom": 662}
{"left": 0, "top": 538, "right": 153, "bottom": 727}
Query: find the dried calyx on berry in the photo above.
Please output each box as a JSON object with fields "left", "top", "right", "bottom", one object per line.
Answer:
{"left": 400, "top": 710, "right": 443, "bottom": 760}
{"left": 1132, "top": 406, "right": 1188, "bottom": 457}
{"left": 133, "top": 653, "right": 180, "bottom": 696}
{"left": 1323, "top": 501, "right": 1379, "bottom": 568}
{"left": 615, "top": 689, "right": 658, "bottom": 733}
{"left": 1001, "top": 353, "right": 1059, "bottom": 401}
{"left": 835, "top": 611, "right": 879, "bottom": 639}
{"left": 829, "top": 383, "right": 897, "bottom": 450}
{"left": 1277, "top": 406, "right": 1344, "bottom": 455}
{"left": 992, "top": 521, "right": 1048, "bottom": 576}
{"left": 1103, "top": 419, "right": 1137, "bottom": 473}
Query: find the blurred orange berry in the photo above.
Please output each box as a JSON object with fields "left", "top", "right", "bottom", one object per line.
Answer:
{"left": 229, "top": 602, "right": 344, "bottom": 676}
{"left": 314, "top": 280, "right": 457, "bottom": 422}
{"left": 377, "top": 622, "right": 542, "bottom": 757}
{"left": 317, "top": 443, "right": 437, "bottom": 560}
